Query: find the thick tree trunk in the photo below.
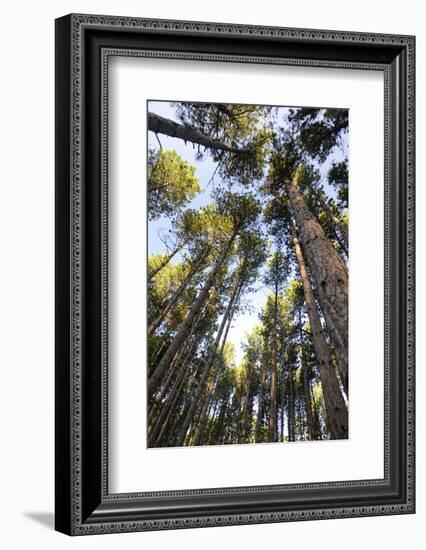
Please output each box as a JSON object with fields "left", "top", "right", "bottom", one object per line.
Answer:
{"left": 148, "top": 238, "right": 187, "bottom": 281}
{"left": 317, "top": 282, "right": 349, "bottom": 396}
{"left": 148, "top": 232, "right": 236, "bottom": 395}
{"left": 288, "top": 182, "right": 349, "bottom": 396}
{"left": 148, "top": 112, "right": 243, "bottom": 154}
{"left": 292, "top": 227, "right": 348, "bottom": 440}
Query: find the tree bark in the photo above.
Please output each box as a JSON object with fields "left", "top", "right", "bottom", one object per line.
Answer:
{"left": 148, "top": 112, "right": 243, "bottom": 154}
{"left": 292, "top": 226, "right": 348, "bottom": 440}
{"left": 148, "top": 231, "right": 236, "bottom": 395}
{"left": 288, "top": 182, "right": 349, "bottom": 396}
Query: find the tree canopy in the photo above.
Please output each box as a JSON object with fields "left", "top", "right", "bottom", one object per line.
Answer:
{"left": 148, "top": 148, "right": 201, "bottom": 220}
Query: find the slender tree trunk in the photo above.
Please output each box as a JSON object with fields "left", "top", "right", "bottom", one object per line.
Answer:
{"left": 331, "top": 214, "right": 348, "bottom": 244}
{"left": 255, "top": 361, "right": 266, "bottom": 443}
{"left": 292, "top": 226, "right": 348, "bottom": 439}
{"left": 149, "top": 357, "right": 188, "bottom": 446}
{"left": 159, "top": 356, "right": 204, "bottom": 447}
{"left": 193, "top": 271, "right": 244, "bottom": 446}
{"left": 148, "top": 231, "right": 236, "bottom": 395}
{"left": 148, "top": 112, "right": 243, "bottom": 154}
{"left": 174, "top": 265, "right": 240, "bottom": 446}
{"left": 151, "top": 338, "right": 168, "bottom": 364}
{"left": 148, "top": 238, "right": 188, "bottom": 281}
{"left": 288, "top": 181, "right": 349, "bottom": 396}
{"left": 302, "top": 361, "right": 316, "bottom": 441}
{"left": 238, "top": 366, "right": 253, "bottom": 443}
{"left": 315, "top": 192, "right": 348, "bottom": 256}
{"left": 333, "top": 227, "right": 348, "bottom": 260}
{"left": 207, "top": 400, "right": 220, "bottom": 444}
{"left": 149, "top": 306, "right": 205, "bottom": 429}
{"left": 268, "top": 275, "right": 279, "bottom": 442}
{"left": 215, "top": 399, "right": 228, "bottom": 444}
{"left": 298, "top": 310, "right": 316, "bottom": 441}
{"left": 148, "top": 249, "right": 208, "bottom": 336}
{"left": 279, "top": 367, "right": 285, "bottom": 442}
{"left": 287, "top": 368, "right": 295, "bottom": 441}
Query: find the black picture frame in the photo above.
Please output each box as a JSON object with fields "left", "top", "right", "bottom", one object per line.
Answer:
{"left": 55, "top": 13, "right": 415, "bottom": 535}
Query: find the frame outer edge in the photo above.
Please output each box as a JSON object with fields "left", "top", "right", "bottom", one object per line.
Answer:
{"left": 59, "top": 13, "right": 416, "bottom": 535}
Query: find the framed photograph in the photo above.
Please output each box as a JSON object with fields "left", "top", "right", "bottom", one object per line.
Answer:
{"left": 55, "top": 14, "right": 415, "bottom": 535}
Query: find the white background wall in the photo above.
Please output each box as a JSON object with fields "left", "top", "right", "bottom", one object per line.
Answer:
{"left": 0, "top": 1, "right": 423, "bottom": 548}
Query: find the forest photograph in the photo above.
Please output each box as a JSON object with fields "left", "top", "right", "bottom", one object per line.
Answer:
{"left": 147, "top": 100, "right": 349, "bottom": 448}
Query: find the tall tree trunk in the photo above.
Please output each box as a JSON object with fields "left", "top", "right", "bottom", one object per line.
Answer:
{"left": 317, "top": 289, "right": 349, "bottom": 397}
{"left": 302, "top": 361, "right": 317, "bottom": 441}
{"left": 292, "top": 226, "right": 348, "bottom": 439}
{"left": 149, "top": 356, "right": 188, "bottom": 446}
{"left": 148, "top": 249, "right": 208, "bottom": 336}
{"left": 193, "top": 270, "right": 244, "bottom": 446}
{"left": 315, "top": 192, "right": 349, "bottom": 256}
{"left": 174, "top": 266, "right": 240, "bottom": 447}
{"left": 148, "top": 231, "right": 236, "bottom": 395}
{"left": 331, "top": 213, "right": 348, "bottom": 244}
{"left": 332, "top": 227, "right": 348, "bottom": 261}
{"left": 215, "top": 399, "right": 228, "bottom": 444}
{"left": 238, "top": 365, "right": 254, "bottom": 443}
{"left": 148, "top": 238, "right": 188, "bottom": 281}
{"left": 207, "top": 400, "right": 220, "bottom": 444}
{"left": 298, "top": 309, "right": 317, "bottom": 441}
{"left": 255, "top": 360, "right": 266, "bottom": 443}
{"left": 148, "top": 112, "right": 243, "bottom": 154}
{"left": 268, "top": 274, "right": 279, "bottom": 442}
{"left": 310, "top": 386, "right": 323, "bottom": 438}
{"left": 279, "top": 368, "right": 285, "bottom": 442}
{"left": 288, "top": 180, "right": 349, "bottom": 396}
{"left": 149, "top": 305, "right": 206, "bottom": 429}
{"left": 287, "top": 368, "right": 295, "bottom": 441}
